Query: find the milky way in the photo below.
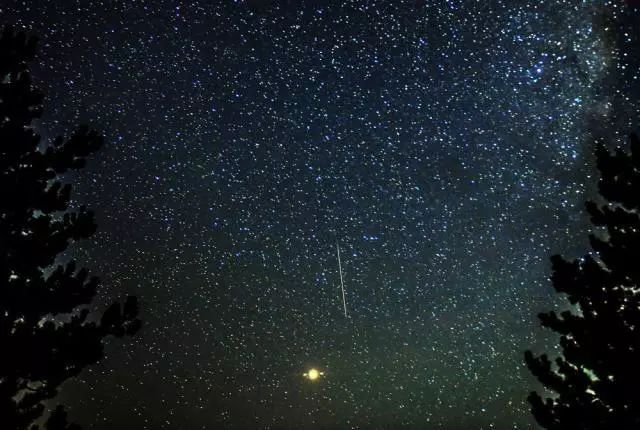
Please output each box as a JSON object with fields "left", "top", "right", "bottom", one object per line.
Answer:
{"left": 4, "top": 1, "right": 639, "bottom": 428}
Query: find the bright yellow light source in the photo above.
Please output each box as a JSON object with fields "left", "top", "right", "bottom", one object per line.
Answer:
{"left": 303, "top": 368, "right": 324, "bottom": 381}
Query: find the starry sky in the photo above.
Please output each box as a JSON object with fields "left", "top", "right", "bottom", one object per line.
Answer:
{"left": 4, "top": 1, "right": 640, "bottom": 428}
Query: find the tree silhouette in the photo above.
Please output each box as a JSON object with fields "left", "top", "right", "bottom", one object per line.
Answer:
{"left": 0, "top": 27, "right": 140, "bottom": 430}
{"left": 525, "top": 132, "right": 640, "bottom": 429}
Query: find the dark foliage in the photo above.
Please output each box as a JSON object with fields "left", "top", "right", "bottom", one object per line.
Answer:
{"left": 526, "top": 132, "right": 640, "bottom": 429}
{"left": 0, "top": 26, "right": 140, "bottom": 430}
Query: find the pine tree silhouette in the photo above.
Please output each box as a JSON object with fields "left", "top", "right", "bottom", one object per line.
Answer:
{"left": 525, "top": 132, "right": 640, "bottom": 429}
{"left": 0, "top": 27, "right": 140, "bottom": 430}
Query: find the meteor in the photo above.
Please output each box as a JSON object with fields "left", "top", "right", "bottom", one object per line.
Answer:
{"left": 336, "top": 241, "right": 348, "bottom": 318}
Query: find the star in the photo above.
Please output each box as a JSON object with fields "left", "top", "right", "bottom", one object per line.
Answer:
{"left": 303, "top": 368, "right": 324, "bottom": 381}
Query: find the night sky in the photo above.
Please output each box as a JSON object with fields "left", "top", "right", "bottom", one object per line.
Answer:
{"left": 3, "top": 1, "right": 640, "bottom": 428}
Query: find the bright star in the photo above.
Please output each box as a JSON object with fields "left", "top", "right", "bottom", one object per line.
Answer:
{"left": 303, "top": 368, "right": 324, "bottom": 381}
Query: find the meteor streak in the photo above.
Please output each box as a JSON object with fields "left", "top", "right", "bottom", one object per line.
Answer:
{"left": 336, "top": 241, "right": 348, "bottom": 318}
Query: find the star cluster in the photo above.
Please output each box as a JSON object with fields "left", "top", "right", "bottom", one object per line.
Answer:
{"left": 3, "top": 1, "right": 639, "bottom": 428}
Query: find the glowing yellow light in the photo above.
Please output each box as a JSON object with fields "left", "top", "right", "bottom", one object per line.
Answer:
{"left": 303, "top": 368, "right": 324, "bottom": 381}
